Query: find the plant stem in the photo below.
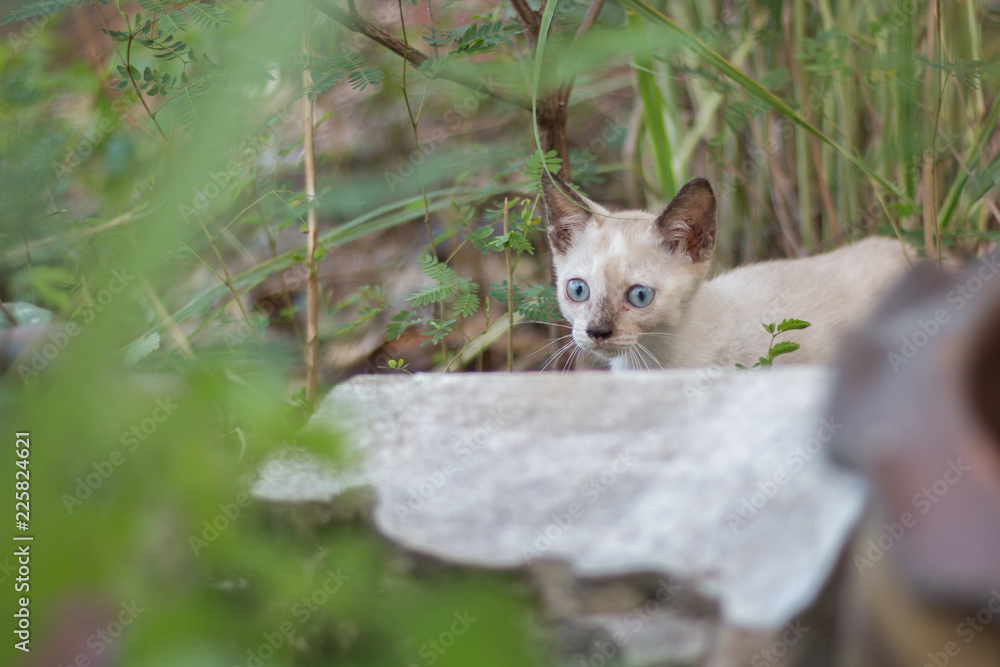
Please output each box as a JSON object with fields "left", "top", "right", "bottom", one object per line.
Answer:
{"left": 302, "top": 14, "right": 321, "bottom": 404}
{"left": 397, "top": 0, "right": 448, "bottom": 368}
{"left": 195, "top": 213, "right": 261, "bottom": 348}
{"left": 504, "top": 198, "right": 514, "bottom": 372}
{"left": 397, "top": 0, "right": 435, "bottom": 258}
{"left": 125, "top": 29, "right": 169, "bottom": 143}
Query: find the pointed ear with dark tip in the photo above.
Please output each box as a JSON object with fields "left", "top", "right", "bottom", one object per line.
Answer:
{"left": 541, "top": 171, "right": 595, "bottom": 256}
{"left": 654, "top": 178, "right": 717, "bottom": 263}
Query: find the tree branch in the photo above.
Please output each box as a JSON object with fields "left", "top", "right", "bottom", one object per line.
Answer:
{"left": 509, "top": 0, "right": 540, "bottom": 45}
{"left": 575, "top": 0, "right": 606, "bottom": 41}
{"left": 309, "top": 0, "right": 530, "bottom": 109}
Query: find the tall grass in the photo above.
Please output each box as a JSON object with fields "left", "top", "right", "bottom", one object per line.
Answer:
{"left": 618, "top": 0, "right": 998, "bottom": 267}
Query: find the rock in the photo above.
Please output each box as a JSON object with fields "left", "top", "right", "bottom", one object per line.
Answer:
{"left": 253, "top": 367, "right": 865, "bottom": 664}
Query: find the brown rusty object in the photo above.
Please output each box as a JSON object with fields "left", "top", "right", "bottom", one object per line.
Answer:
{"left": 827, "top": 257, "right": 1000, "bottom": 667}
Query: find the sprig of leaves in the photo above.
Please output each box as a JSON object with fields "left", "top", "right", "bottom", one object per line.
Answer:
{"left": 522, "top": 149, "right": 563, "bottom": 193}
{"left": 423, "top": 19, "right": 521, "bottom": 57}
{"left": 383, "top": 255, "right": 481, "bottom": 347}
{"left": 488, "top": 282, "right": 562, "bottom": 324}
{"left": 736, "top": 318, "right": 811, "bottom": 369}
{"left": 333, "top": 285, "right": 389, "bottom": 335}
{"left": 0, "top": 0, "right": 103, "bottom": 26}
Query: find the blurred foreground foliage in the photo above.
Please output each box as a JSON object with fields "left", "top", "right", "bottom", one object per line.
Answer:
{"left": 0, "top": 1, "right": 544, "bottom": 665}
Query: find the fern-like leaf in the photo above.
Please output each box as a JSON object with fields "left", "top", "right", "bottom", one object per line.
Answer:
{"left": 156, "top": 9, "right": 189, "bottom": 37}
{"left": 184, "top": 1, "right": 232, "bottom": 30}
{"left": 451, "top": 280, "right": 480, "bottom": 318}
{"left": 417, "top": 254, "right": 460, "bottom": 286}
{"left": 0, "top": 0, "right": 102, "bottom": 26}
{"left": 347, "top": 67, "right": 384, "bottom": 91}
{"left": 407, "top": 283, "right": 457, "bottom": 307}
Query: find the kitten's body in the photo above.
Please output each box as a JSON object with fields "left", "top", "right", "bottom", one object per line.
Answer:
{"left": 661, "top": 236, "right": 908, "bottom": 368}
{"left": 542, "top": 174, "right": 912, "bottom": 370}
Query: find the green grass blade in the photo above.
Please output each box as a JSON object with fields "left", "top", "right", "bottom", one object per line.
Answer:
{"left": 627, "top": 9, "right": 675, "bottom": 197}
{"left": 624, "top": 0, "right": 911, "bottom": 204}
{"left": 938, "top": 95, "right": 1000, "bottom": 231}
{"left": 530, "top": 0, "right": 562, "bottom": 170}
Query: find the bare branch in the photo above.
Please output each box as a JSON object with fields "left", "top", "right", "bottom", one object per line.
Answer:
{"left": 574, "top": 0, "right": 606, "bottom": 41}
{"left": 509, "top": 0, "right": 540, "bottom": 44}
{"left": 309, "top": 0, "right": 530, "bottom": 109}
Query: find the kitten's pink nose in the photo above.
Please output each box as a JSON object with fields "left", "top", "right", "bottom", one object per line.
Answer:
{"left": 586, "top": 327, "right": 613, "bottom": 341}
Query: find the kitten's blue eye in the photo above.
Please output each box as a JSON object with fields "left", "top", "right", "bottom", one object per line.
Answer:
{"left": 567, "top": 279, "right": 590, "bottom": 302}
{"left": 627, "top": 285, "right": 655, "bottom": 308}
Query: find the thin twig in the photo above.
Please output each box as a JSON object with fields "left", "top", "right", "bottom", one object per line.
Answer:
{"left": 195, "top": 214, "right": 262, "bottom": 347}
{"left": 397, "top": 0, "right": 436, "bottom": 259}
{"left": 139, "top": 276, "right": 195, "bottom": 360}
{"left": 924, "top": 0, "right": 944, "bottom": 267}
{"left": 397, "top": 0, "right": 447, "bottom": 367}
{"left": 125, "top": 29, "right": 169, "bottom": 143}
{"left": 503, "top": 199, "right": 515, "bottom": 372}
{"left": 574, "top": 0, "right": 606, "bottom": 42}
{"left": 303, "top": 16, "right": 321, "bottom": 404}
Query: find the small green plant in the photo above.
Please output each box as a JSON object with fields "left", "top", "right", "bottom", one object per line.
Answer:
{"left": 385, "top": 358, "right": 410, "bottom": 373}
{"left": 736, "top": 318, "right": 811, "bottom": 369}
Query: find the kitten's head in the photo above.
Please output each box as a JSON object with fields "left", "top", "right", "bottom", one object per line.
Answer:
{"left": 542, "top": 173, "right": 717, "bottom": 367}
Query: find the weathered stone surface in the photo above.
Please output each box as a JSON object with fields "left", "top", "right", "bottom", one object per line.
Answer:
{"left": 254, "top": 366, "right": 864, "bottom": 644}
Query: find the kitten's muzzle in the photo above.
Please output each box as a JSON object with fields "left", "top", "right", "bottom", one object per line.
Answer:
{"left": 586, "top": 326, "right": 613, "bottom": 342}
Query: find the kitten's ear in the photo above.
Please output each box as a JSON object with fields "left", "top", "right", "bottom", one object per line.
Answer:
{"left": 655, "top": 178, "right": 717, "bottom": 263}
{"left": 541, "top": 171, "right": 595, "bottom": 255}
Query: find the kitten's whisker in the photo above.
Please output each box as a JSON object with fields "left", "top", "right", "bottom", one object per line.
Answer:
{"left": 635, "top": 347, "right": 650, "bottom": 371}
{"left": 521, "top": 320, "right": 573, "bottom": 330}
{"left": 636, "top": 342, "right": 663, "bottom": 369}
{"left": 527, "top": 334, "right": 575, "bottom": 361}
{"left": 562, "top": 346, "right": 581, "bottom": 372}
{"left": 540, "top": 339, "right": 576, "bottom": 372}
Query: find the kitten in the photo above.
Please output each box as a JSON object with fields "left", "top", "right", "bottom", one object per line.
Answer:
{"left": 542, "top": 172, "right": 912, "bottom": 370}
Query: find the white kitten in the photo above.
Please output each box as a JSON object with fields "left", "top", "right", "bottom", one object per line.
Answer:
{"left": 542, "top": 172, "right": 912, "bottom": 370}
